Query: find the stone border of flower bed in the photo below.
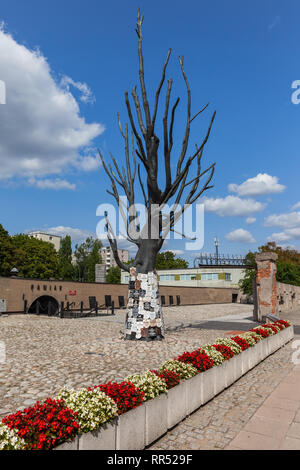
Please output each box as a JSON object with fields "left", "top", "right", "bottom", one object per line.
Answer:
{"left": 54, "top": 324, "right": 294, "bottom": 451}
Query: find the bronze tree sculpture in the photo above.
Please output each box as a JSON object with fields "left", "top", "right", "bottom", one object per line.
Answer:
{"left": 99, "top": 10, "right": 216, "bottom": 341}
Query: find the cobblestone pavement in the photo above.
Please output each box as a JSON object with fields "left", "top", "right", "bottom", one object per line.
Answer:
{"left": 149, "top": 330, "right": 299, "bottom": 450}
{"left": 0, "top": 304, "right": 253, "bottom": 417}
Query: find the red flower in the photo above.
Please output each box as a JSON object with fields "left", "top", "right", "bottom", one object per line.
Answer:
{"left": 261, "top": 323, "right": 279, "bottom": 334}
{"left": 275, "top": 319, "right": 290, "bottom": 328}
{"left": 92, "top": 381, "right": 144, "bottom": 415}
{"left": 231, "top": 336, "right": 250, "bottom": 350}
{"left": 150, "top": 369, "right": 181, "bottom": 389}
{"left": 177, "top": 349, "right": 214, "bottom": 372}
{"left": 212, "top": 343, "right": 234, "bottom": 360}
{"left": 250, "top": 327, "right": 269, "bottom": 338}
{"left": 2, "top": 398, "right": 79, "bottom": 450}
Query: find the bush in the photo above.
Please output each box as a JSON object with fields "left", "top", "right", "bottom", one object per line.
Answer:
{"left": 0, "top": 423, "right": 26, "bottom": 450}
{"left": 159, "top": 360, "right": 198, "bottom": 380}
{"left": 2, "top": 398, "right": 79, "bottom": 450}
{"left": 125, "top": 372, "right": 167, "bottom": 401}
{"left": 56, "top": 388, "right": 118, "bottom": 433}
{"left": 212, "top": 343, "right": 234, "bottom": 360}
{"left": 177, "top": 350, "right": 214, "bottom": 372}
{"left": 92, "top": 381, "right": 144, "bottom": 415}
{"left": 150, "top": 369, "right": 181, "bottom": 389}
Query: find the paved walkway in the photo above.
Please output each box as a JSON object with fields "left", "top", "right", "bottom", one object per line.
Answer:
{"left": 0, "top": 304, "right": 253, "bottom": 417}
{"left": 226, "top": 364, "right": 300, "bottom": 450}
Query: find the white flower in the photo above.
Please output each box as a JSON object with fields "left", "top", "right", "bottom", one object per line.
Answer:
{"left": 56, "top": 387, "right": 118, "bottom": 433}
{"left": 125, "top": 372, "right": 167, "bottom": 401}
{"left": 0, "top": 423, "right": 25, "bottom": 450}
{"left": 160, "top": 360, "right": 198, "bottom": 380}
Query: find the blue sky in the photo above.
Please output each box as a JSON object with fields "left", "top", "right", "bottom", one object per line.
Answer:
{"left": 0, "top": 0, "right": 299, "bottom": 265}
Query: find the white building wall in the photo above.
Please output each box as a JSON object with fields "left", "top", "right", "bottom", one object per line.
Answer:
{"left": 121, "top": 267, "right": 245, "bottom": 288}
{"left": 28, "top": 231, "right": 61, "bottom": 252}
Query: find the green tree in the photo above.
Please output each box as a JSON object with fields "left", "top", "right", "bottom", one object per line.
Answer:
{"left": 238, "top": 251, "right": 256, "bottom": 296}
{"left": 12, "top": 234, "right": 59, "bottom": 279}
{"left": 106, "top": 266, "right": 121, "bottom": 284}
{"left": 0, "top": 224, "right": 15, "bottom": 276}
{"left": 155, "top": 251, "right": 188, "bottom": 270}
{"left": 58, "top": 235, "right": 75, "bottom": 280}
{"left": 73, "top": 237, "right": 102, "bottom": 282}
{"left": 239, "top": 242, "right": 300, "bottom": 296}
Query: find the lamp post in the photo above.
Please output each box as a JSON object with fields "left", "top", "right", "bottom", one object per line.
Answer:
{"left": 214, "top": 237, "right": 219, "bottom": 265}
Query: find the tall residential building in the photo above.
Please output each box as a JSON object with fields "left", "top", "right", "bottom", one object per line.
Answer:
{"left": 28, "top": 231, "right": 62, "bottom": 252}
{"left": 100, "top": 246, "right": 129, "bottom": 272}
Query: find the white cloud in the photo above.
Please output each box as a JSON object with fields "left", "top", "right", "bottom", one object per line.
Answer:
{"left": 267, "top": 228, "right": 300, "bottom": 243}
{"left": 202, "top": 195, "right": 265, "bottom": 217}
{"left": 292, "top": 201, "right": 300, "bottom": 210}
{"left": 268, "top": 16, "right": 280, "bottom": 31}
{"left": 60, "top": 75, "right": 95, "bottom": 104}
{"left": 0, "top": 26, "right": 104, "bottom": 181}
{"left": 44, "top": 226, "right": 96, "bottom": 242}
{"left": 245, "top": 217, "right": 256, "bottom": 225}
{"left": 264, "top": 212, "right": 300, "bottom": 229}
{"left": 162, "top": 249, "right": 185, "bottom": 256}
{"left": 28, "top": 178, "right": 76, "bottom": 190}
{"left": 228, "top": 173, "right": 285, "bottom": 197}
{"left": 225, "top": 228, "right": 256, "bottom": 244}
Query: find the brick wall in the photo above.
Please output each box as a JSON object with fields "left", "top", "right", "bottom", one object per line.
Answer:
{"left": 0, "top": 276, "right": 239, "bottom": 313}
{"left": 277, "top": 281, "right": 300, "bottom": 313}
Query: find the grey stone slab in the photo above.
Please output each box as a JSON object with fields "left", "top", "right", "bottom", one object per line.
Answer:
{"left": 167, "top": 381, "right": 187, "bottom": 429}
{"left": 186, "top": 373, "right": 203, "bottom": 414}
{"left": 145, "top": 394, "right": 168, "bottom": 446}
{"left": 116, "top": 404, "right": 146, "bottom": 450}
{"left": 78, "top": 419, "right": 117, "bottom": 450}
{"left": 214, "top": 361, "right": 228, "bottom": 394}
{"left": 54, "top": 436, "right": 79, "bottom": 450}
{"left": 202, "top": 367, "right": 216, "bottom": 404}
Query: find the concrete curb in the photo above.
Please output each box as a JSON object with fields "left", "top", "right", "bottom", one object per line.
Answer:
{"left": 55, "top": 325, "right": 294, "bottom": 450}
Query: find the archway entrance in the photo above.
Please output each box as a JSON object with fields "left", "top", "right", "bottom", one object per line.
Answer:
{"left": 28, "top": 296, "right": 59, "bottom": 316}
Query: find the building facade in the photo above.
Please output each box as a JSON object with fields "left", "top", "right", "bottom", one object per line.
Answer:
{"left": 100, "top": 246, "right": 129, "bottom": 272}
{"left": 28, "top": 231, "right": 62, "bottom": 252}
{"left": 121, "top": 266, "right": 246, "bottom": 289}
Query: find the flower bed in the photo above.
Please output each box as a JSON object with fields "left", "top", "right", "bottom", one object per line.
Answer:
{"left": 0, "top": 319, "right": 293, "bottom": 451}
{"left": 2, "top": 398, "right": 79, "bottom": 450}
{"left": 92, "top": 381, "right": 145, "bottom": 415}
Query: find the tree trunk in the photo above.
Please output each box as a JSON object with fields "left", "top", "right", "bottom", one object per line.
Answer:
{"left": 125, "top": 244, "right": 165, "bottom": 340}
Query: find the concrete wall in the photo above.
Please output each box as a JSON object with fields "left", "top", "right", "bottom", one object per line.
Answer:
{"left": 0, "top": 276, "right": 239, "bottom": 313}
{"left": 277, "top": 281, "right": 300, "bottom": 313}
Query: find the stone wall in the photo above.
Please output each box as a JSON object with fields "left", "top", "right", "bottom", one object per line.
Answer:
{"left": 0, "top": 276, "right": 239, "bottom": 314}
{"left": 277, "top": 281, "right": 300, "bottom": 313}
{"left": 253, "top": 252, "right": 278, "bottom": 321}
{"left": 253, "top": 252, "right": 300, "bottom": 320}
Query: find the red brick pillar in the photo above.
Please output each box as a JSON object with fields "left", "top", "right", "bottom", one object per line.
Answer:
{"left": 254, "top": 252, "right": 278, "bottom": 322}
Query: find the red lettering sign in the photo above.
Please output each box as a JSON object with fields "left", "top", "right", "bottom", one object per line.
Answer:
{"left": 69, "top": 290, "right": 77, "bottom": 296}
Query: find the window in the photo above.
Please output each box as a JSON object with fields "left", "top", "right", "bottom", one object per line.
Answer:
{"left": 225, "top": 273, "right": 231, "bottom": 281}
{"left": 180, "top": 274, "right": 196, "bottom": 281}
{"left": 201, "top": 273, "right": 218, "bottom": 281}
{"left": 160, "top": 274, "right": 175, "bottom": 281}
{"left": 124, "top": 275, "right": 129, "bottom": 283}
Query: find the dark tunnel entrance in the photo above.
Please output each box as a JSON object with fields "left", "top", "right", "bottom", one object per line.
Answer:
{"left": 28, "top": 296, "right": 59, "bottom": 316}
